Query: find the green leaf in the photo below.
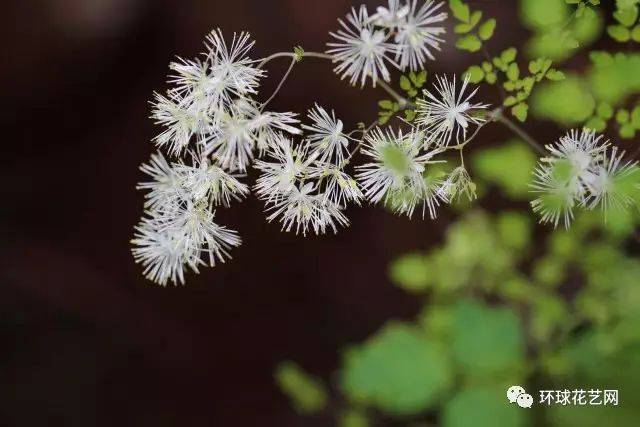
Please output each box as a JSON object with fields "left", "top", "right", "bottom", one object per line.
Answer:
{"left": 469, "top": 10, "right": 483, "bottom": 27}
{"left": 478, "top": 18, "right": 496, "bottom": 40}
{"left": 389, "top": 253, "right": 430, "bottom": 292}
{"left": 596, "top": 102, "right": 614, "bottom": 119}
{"left": 449, "top": 0, "right": 470, "bottom": 22}
{"left": 529, "top": 59, "right": 541, "bottom": 74}
{"left": 450, "top": 300, "right": 525, "bottom": 379}
{"left": 506, "top": 63, "right": 520, "bottom": 81}
{"left": 631, "top": 106, "right": 640, "bottom": 128}
{"left": 415, "top": 70, "right": 427, "bottom": 87}
{"left": 481, "top": 61, "right": 493, "bottom": 72}
{"left": 501, "top": 47, "right": 517, "bottom": 64}
{"left": 632, "top": 25, "right": 640, "bottom": 41}
{"left": 620, "top": 123, "right": 636, "bottom": 138}
{"left": 533, "top": 256, "right": 566, "bottom": 287}
{"left": 503, "top": 96, "right": 518, "bottom": 107}
{"left": 584, "top": 116, "right": 607, "bottom": 132}
{"left": 613, "top": 6, "right": 639, "bottom": 27}
{"left": 512, "top": 103, "right": 529, "bottom": 122}
{"left": 404, "top": 109, "right": 416, "bottom": 122}
{"left": 546, "top": 69, "right": 566, "bottom": 81}
{"left": 608, "top": 25, "right": 632, "bottom": 41}
{"left": 378, "top": 100, "right": 394, "bottom": 110}
{"left": 339, "top": 410, "right": 369, "bottom": 427}
{"left": 275, "top": 362, "right": 328, "bottom": 414}
{"left": 471, "top": 140, "right": 537, "bottom": 199}
{"left": 443, "top": 387, "right": 528, "bottom": 427}
{"left": 464, "top": 65, "right": 485, "bottom": 83}
{"left": 531, "top": 76, "right": 596, "bottom": 125}
{"left": 617, "top": 108, "right": 630, "bottom": 123}
{"left": 341, "top": 323, "right": 453, "bottom": 415}
{"left": 485, "top": 72, "right": 497, "bottom": 84}
{"left": 496, "top": 212, "right": 531, "bottom": 251}
{"left": 456, "top": 34, "right": 482, "bottom": 52}
{"left": 399, "top": 75, "right": 412, "bottom": 91}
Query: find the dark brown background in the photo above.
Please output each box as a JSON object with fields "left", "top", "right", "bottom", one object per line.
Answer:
{"left": 0, "top": 1, "right": 613, "bottom": 426}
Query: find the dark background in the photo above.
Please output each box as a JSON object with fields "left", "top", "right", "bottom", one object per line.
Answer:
{"left": 0, "top": 1, "right": 601, "bottom": 425}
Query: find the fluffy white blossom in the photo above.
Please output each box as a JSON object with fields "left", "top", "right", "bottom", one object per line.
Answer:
{"left": 131, "top": 204, "right": 240, "bottom": 286}
{"left": 584, "top": 146, "right": 638, "bottom": 214}
{"left": 356, "top": 127, "right": 445, "bottom": 217}
{"left": 265, "top": 182, "right": 349, "bottom": 235}
{"left": 175, "top": 153, "right": 249, "bottom": 206}
{"left": 254, "top": 136, "right": 311, "bottom": 201}
{"left": 203, "top": 99, "right": 301, "bottom": 171}
{"left": 327, "top": 5, "right": 399, "bottom": 87}
{"left": 302, "top": 104, "right": 350, "bottom": 164}
{"left": 393, "top": 0, "right": 447, "bottom": 71}
{"left": 308, "top": 162, "right": 363, "bottom": 207}
{"left": 371, "top": 0, "right": 410, "bottom": 28}
{"left": 531, "top": 129, "right": 612, "bottom": 228}
{"left": 416, "top": 75, "right": 488, "bottom": 147}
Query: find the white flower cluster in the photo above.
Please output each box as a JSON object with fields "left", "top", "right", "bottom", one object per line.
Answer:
{"left": 133, "top": 29, "right": 303, "bottom": 286}
{"left": 132, "top": 1, "right": 495, "bottom": 286}
{"left": 531, "top": 129, "right": 639, "bottom": 228}
{"left": 327, "top": 0, "right": 447, "bottom": 87}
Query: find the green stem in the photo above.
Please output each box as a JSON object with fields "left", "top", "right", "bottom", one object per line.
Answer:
{"left": 257, "top": 51, "right": 332, "bottom": 69}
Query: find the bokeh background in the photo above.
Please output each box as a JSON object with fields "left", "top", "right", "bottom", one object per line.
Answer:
{"left": 0, "top": 1, "right": 629, "bottom": 426}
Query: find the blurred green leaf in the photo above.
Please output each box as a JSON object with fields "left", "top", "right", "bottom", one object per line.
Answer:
{"left": 389, "top": 253, "right": 430, "bottom": 292}
{"left": 479, "top": 19, "right": 497, "bottom": 40}
{"left": 531, "top": 76, "right": 595, "bottom": 125}
{"left": 275, "top": 361, "right": 328, "bottom": 414}
{"left": 449, "top": 0, "right": 470, "bottom": 22}
{"left": 472, "top": 140, "right": 537, "bottom": 199}
{"left": 497, "top": 211, "right": 532, "bottom": 251}
{"left": 443, "top": 387, "right": 528, "bottom": 427}
{"left": 339, "top": 409, "right": 369, "bottom": 427}
{"left": 341, "top": 323, "right": 453, "bottom": 415}
{"left": 451, "top": 300, "right": 525, "bottom": 379}
{"left": 456, "top": 34, "right": 482, "bottom": 52}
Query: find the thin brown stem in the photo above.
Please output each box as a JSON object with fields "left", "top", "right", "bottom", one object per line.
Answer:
{"left": 261, "top": 57, "right": 296, "bottom": 110}
{"left": 257, "top": 51, "right": 332, "bottom": 69}
{"left": 494, "top": 111, "right": 546, "bottom": 155}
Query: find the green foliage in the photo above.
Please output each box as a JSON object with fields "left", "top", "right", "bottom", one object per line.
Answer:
{"left": 389, "top": 252, "right": 430, "bottom": 292}
{"left": 608, "top": 0, "right": 640, "bottom": 43}
{"left": 521, "top": 0, "right": 603, "bottom": 61}
{"left": 442, "top": 387, "right": 527, "bottom": 427}
{"left": 466, "top": 47, "right": 564, "bottom": 122}
{"left": 451, "top": 300, "right": 526, "bottom": 379}
{"left": 450, "top": 0, "right": 497, "bottom": 52}
{"left": 275, "top": 361, "right": 328, "bottom": 414}
{"left": 341, "top": 322, "right": 453, "bottom": 415}
{"left": 338, "top": 409, "right": 369, "bottom": 427}
{"left": 471, "top": 140, "right": 537, "bottom": 199}
{"left": 532, "top": 51, "right": 640, "bottom": 137}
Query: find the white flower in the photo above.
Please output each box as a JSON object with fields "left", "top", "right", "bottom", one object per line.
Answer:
{"left": 202, "top": 30, "right": 264, "bottom": 100}
{"left": 327, "top": 5, "right": 398, "bottom": 87}
{"left": 151, "top": 92, "right": 209, "bottom": 156}
{"left": 266, "top": 182, "right": 349, "bottom": 235}
{"left": 203, "top": 99, "right": 300, "bottom": 171}
{"left": 131, "top": 215, "right": 197, "bottom": 286}
{"left": 175, "top": 153, "right": 249, "bottom": 207}
{"left": 356, "top": 127, "right": 444, "bottom": 217}
{"left": 166, "top": 202, "right": 241, "bottom": 267}
{"left": 302, "top": 104, "right": 349, "bottom": 163}
{"left": 137, "top": 152, "right": 186, "bottom": 210}
{"left": 531, "top": 129, "right": 609, "bottom": 228}
{"left": 371, "top": 0, "right": 410, "bottom": 28}
{"left": 308, "top": 162, "right": 363, "bottom": 207}
{"left": 254, "top": 136, "right": 311, "bottom": 201}
{"left": 584, "top": 146, "right": 638, "bottom": 214}
{"left": 394, "top": 0, "right": 447, "bottom": 71}
{"left": 531, "top": 163, "right": 578, "bottom": 228}
{"left": 441, "top": 166, "right": 477, "bottom": 202}
{"left": 416, "top": 75, "right": 488, "bottom": 147}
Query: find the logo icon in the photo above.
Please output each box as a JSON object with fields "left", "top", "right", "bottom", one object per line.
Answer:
{"left": 507, "top": 385, "right": 533, "bottom": 408}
